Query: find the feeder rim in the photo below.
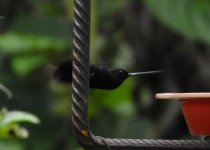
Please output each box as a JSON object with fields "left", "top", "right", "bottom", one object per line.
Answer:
{"left": 156, "top": 92, "right": 210, "bottom": 100}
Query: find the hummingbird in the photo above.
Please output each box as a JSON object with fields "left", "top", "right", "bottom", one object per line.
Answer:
{"left": 54, "top": 60, "right": 161, "bottom": 90}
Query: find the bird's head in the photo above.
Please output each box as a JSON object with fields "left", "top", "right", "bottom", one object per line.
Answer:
{"left": 108, "top": 68, "right": 129, "bottom": 89}
{"left": 114, "top": 69, "right": 129, "bottom": 80}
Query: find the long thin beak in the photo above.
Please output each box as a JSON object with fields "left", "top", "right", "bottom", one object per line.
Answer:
{"left": 128, "top": 70, "right": 162, "bottom": 76}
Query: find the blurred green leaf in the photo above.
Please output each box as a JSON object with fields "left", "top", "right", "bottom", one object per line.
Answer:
{"left": 144, "top": 0, "right": 210, "bottom": 43}
{"left": 0, "top": 140, "right": 24, "bottom": 150}
{"left": 0, "top": 110, "right": 40, "bottom": 125}
{"left": 98, "top": 0, "right": 127, "bottom": 16}
{"left": 11, "top": 54, "right": 47, "bottom": 77}
{"left": 0, "top": 31, "right": 69, "bottom": 77}
{"left": 10, "top": 16, "right": 70, "bottom": 39}
{"left": 0, "top": 124, "right": 28, "bottom": 139}
{"left": 113, "top": 43, "right": 134, "bottom": 68}
{"left": 89, "top": 78, "right": 135, "bottom": 117}
{"left": 0, "top": 32, "right": 69, "bottom": 54}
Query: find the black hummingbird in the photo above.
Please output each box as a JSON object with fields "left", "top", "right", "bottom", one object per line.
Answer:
{"left": 54, "top": 60, "right": 161, "bottom": 90}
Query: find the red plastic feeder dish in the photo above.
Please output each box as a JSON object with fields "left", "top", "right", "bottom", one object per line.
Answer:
{"left": 156, "top": 93, "right": 210, "bottom": 136}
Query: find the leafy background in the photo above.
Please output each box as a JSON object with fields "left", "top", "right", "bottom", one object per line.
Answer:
{"left": 0, "top": 0, "right": 210, "bottom": 149}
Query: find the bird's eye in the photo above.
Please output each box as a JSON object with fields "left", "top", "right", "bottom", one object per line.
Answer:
{"left": 118, "top": 70, "right": 128, "bottom": 77}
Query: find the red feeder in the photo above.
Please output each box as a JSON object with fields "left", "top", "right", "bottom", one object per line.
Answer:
{"left": 156, "top": 93, "right": 210, "bottom": 136}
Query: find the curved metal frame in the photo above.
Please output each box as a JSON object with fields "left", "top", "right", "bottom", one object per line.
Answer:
{"left": 72, "top": 0, "right": 210, "bottom": 149}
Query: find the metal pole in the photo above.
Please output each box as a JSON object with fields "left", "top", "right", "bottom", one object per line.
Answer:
{"left": 72, "top": 0, "right": 92, "bottom": 147}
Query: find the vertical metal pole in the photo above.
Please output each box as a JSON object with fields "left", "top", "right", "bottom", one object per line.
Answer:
{"left": 72, "top": 0, "right": 92, "bottom": 146}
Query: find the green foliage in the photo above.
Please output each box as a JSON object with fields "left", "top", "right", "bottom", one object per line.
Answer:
{"left": 11, "top": 55, "right": 48, "bottom": 77}
{"left": 98, "top": 0, "right": 127, "bottom": 16}
{"left": 0, "top": 110, "right": 40, "bottom": 125}
{"left": 0, "top": 140, "right": 24, "bottom": 150}
{"left": 0, "top": 124, "right": 28, "bottom": 139}
{"left": 0, "top": 32, "right": 68, "bottom": 54}
{"left": 0, "top": 15, "right": 70, "bottom": 77}
{"left": 89, "top": 78, "right": 135, "bottom": 118}
{"left": 0, "top": 32, "right": 69, "bottom": 76}
{"left": 144, "top": 0, "right": 210, "bottom": 43}
{"left": 0, "top": 108, "right": 40, "bottom": 139}
{"left": 10, "top": 16, "right": 70, "bottom": 39}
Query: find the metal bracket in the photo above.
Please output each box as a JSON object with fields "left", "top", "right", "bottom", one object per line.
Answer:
{"left": 72, "top": 0, "right": 210, "bottom": 149}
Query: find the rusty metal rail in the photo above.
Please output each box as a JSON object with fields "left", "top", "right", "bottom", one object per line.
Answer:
{"left": 71, "top": 0, "right": 210, "bottom": 149}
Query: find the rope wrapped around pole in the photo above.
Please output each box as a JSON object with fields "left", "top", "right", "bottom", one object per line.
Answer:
{"left": 72, "top": 0, "right": 92, "bottom": 147}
